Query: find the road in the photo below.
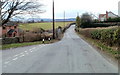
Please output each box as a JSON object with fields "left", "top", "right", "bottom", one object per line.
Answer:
{"left": 2, "top": 25, "right": 118, "bottom": 73}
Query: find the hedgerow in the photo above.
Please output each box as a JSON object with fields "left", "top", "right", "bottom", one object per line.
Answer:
{"left": 78, "top": 27, "right": 120, "bottom": 59}
{"left": 90, "top": 27, "right": 120, "bottom": 47}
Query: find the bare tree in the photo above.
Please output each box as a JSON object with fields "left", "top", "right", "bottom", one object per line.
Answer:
{"left": 1, "top": 0, "right": 45, "bottom": 25}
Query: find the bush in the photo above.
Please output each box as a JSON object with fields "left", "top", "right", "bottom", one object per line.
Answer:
{"left": 79, "top": 27, "right": 119, "bottom": 47}
{"left": 78, "top": 27, "right": 119, "bottom": 59}
{"left": 90, "top": 28, "right": 119, "bottom": 47}
{"left": 113, "top": 28, "right": 120, "bottom": 46}
{"left": 106, "top": 17, "right": 120, "bottom": 22}
{"left": 91, "top": 30, "right": 101, "bottom": 40}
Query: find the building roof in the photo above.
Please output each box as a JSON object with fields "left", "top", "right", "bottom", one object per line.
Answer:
{"left": 3, "top": 22, "right": 18, "bottom": 26}
{"left": 108, "top": 11, "right": 119, "bottom": 17}
{"left": 7, "top": 29, "right": 15, "bottom": 35}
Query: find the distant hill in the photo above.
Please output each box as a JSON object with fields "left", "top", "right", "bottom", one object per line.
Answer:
{"left": 11, "top": 18, "right": 76, "bottom": 23}
{"left": 55, "top": 18, "right": 76, "bottom": 22}
{"left": 26, "top": 18, "right": 76, "bottom": 22}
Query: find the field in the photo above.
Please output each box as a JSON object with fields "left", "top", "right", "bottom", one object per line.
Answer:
{"left": 19, "top": 22, "right": 73, "bottom": 30}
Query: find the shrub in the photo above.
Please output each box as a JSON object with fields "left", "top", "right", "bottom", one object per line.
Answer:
{"left": 91, "top": 30, "right": 101, "bottom": 40}
{"left": 113, "top": 28, "right": 120, "bottom": 46}
{"left": 2, "top": 37, "right": 19, "bottom": 44}
{"left": 106, "top": 17, "right": 120, "bottom": 22}
{"left": 79, "top": 27, "right": 119, "bottom": 47}
{"left": 90, "top": 28, "right": 119, "bottom": 47}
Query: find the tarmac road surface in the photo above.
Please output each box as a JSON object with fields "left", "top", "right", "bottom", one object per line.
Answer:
{"left": 2, "top": 25, "right": 118, "bottom": 73}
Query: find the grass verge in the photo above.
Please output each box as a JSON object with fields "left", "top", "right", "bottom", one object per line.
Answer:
{"left": 76, "top": 31, "right": 119, "bottom": 59}
{"left": 1, "top": 39, "right": 60, "bottom": 50}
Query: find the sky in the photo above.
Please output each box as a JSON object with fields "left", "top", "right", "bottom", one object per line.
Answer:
{"left": 25, "top": 0, "right": 120, "bottom": 19}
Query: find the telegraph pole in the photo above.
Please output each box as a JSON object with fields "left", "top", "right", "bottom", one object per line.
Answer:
{"left": 52, "top": 0, "right": 55, "bottom": 39}
{"left": 77, "top": 12, "right": 79, "bottom": 16}
{"left": 64, "top": 11, "right": 65, "bottom": 27}
{"left": 0, "top": 1, "right": 2, "bottom": 26}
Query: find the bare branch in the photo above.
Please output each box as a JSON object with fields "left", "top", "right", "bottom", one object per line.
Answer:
{"left": 1, "top": 0, "right": 44, "bottom": 25}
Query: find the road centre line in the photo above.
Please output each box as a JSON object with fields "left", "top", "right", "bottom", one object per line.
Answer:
{"left": 12, "top": 57, "right": 18, "bottom": 60}
{"left": 19, "top": 54, "right": 25, "bottom": 57}
{"left": 24, "top": 51, "right": 28, "bottom": 53}
{"left": 4, "top": 45, "right": 46, "bottom": 65}
{"left": 4, "top": 61, "right": 10, "bottom": 64}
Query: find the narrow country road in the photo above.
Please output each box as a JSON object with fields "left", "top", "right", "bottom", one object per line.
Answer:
{"left": 2, "top": 25, "right": 118, "bottom": 73}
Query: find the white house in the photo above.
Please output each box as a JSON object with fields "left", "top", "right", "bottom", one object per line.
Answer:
{"left": 99, "top": 11, "right": 119, "bottom": 21}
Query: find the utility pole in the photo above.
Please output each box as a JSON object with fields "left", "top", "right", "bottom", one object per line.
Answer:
{"left": 64, "top": 11, "right": 65, "bottom": 27}
{"left": 77, "top": 12, "right": 79, "bottom": 16}
{"left": 52, "top": 0, "right": 55, "bottom": 39}
{"left": 0, "top": 1, "right": 2, "bottom": 26}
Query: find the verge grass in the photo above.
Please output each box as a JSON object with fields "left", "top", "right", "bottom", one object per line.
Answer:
{"left": 76, "top": 27, "right": 119, "bottom": 59}
{"left": 1, "top": 39, "right": 59, "bottom": 50}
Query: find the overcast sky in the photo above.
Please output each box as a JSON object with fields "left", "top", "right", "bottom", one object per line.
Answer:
{"left": 32, "top": 0, "right": 120, "bottom": 19}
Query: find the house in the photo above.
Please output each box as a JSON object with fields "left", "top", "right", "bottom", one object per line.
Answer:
{"left": 2, "top": 22, "right": 19, "bottom": 37}
{"left": 99, "top": 11, "right": 119, "bottom": 21}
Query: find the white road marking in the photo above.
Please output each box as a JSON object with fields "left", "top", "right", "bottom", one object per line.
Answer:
{"left": 30, "top": 51, "right": 33, "bottom": 52}
{"left": 3, "top": 45, "right": 47, "bottom": 66}
{"left": 24, "top": 51, "right": 27, "bottom": 53}
{"left": 29, "top": 49, "right": 32, "bottom": 51}
{"left": 19, "top": 54, "right": 25, "bottom": 57}
{"left": 14, "top": 54, "right": 19, "bottom": 57}
{"left": 20, "top": 52, "right": 24, "bottom": 55}
{"left": 4, "top": 61, "right": 10, "bottom": 64}
{"left": 12, "top": 57, "right": 18, "bottom": 60}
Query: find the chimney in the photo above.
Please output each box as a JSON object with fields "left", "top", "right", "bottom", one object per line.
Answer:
{"left": 106, "top": 11, "right": 108, "bottom": 19}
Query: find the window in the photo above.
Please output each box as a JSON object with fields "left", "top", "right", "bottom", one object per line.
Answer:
{"left": 14, "top": 26, "right": 17, "bottom": 29}
{"left": 9, "top": 26, "right": 11, "bottom": 28}
{"left": 2, "top": 27, "right": 6, "bottom": 29}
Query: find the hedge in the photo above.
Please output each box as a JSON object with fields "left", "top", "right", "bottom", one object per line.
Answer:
{"left": 90, "top": 27, "right": 120, "bottom": 47}
{"left": 2, "top": 37, "right": 19, "bottom": 44}
{"left": 80, "top": 22, "right": 118, "bottom": 28}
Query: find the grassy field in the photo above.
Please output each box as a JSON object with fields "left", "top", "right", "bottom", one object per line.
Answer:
{"left": 19, "top": 22, "right": 73, "bottom": 30}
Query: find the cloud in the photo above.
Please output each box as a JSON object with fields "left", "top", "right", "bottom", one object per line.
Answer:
{"left": 39, "top": 0, "right": 119, "bottom": 18}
